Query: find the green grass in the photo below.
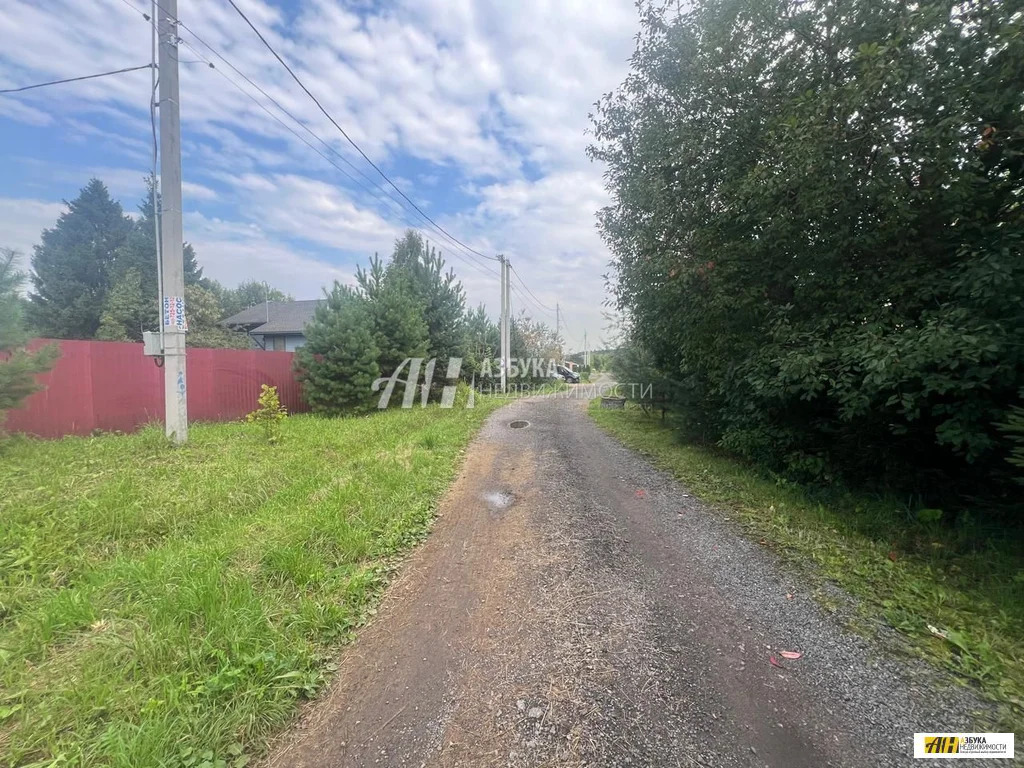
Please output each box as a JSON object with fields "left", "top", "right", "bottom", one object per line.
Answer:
{"left": 589, "top": 401, "right": 1024, "bottom": 731}
{"left": 0, "top": 394, "right": 505, "bottom": 767}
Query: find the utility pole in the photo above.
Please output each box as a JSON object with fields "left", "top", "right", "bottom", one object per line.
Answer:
{"left": 158, "top": 0, "right": 188, "bottom": 443}
{"left": 499, "top": 255, "right": 508, "bottom": 393}
{"left": 555, "top": 303, "right": 562, "bottom": 360}
{"left": 584, "top": 329, "right": 588, "bottom": 368}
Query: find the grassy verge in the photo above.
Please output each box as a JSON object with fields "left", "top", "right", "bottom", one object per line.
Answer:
{"left": 0, "top": 394, "right": 505, "bottom": 767}
{"left": 589, "top": 401, "right": 1024, "bottom": 730}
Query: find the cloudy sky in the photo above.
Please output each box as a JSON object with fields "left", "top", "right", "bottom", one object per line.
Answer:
{"left": 0, "top": 0, "right": 638, "bottom": 350}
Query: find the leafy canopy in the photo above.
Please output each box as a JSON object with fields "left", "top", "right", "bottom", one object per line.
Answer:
{"left": 591, "top": 0, "right": 1024, "bottom": 498}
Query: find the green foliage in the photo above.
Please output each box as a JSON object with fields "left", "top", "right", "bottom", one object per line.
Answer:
{"left": 509, "top": 309, "right": 562, "bottom": 384}
{"left": 591, "top": 0, "right": 1024, "bottom": 500}
{"left": 998, "top": 390, "right": 1024, "bottom": 483}
{"left": 25, "top": 177, "right": 236, "bottom": 345}
{"left": 211, "top": 280, "right": 292, "bottom": 318}
{"left": 462, "top": 303, "right": 500, "bottom": 379}
{"left": 294, "top": 284, "right": 380, "bottom": 415}
{"left": 0, "top": 397, "right": 506, "bottom": 766}
{"left": 28, "top": 179, "right": 132, "bottom": 339}
{"left": 386, "top": 231, "right": 468, "bottom": 372}
{"left": 246, "top": 384, "right": 287, "bottom": 444}
{"left": 356, "top": 255, "right": 429, "bottom": 381}
{"left": 298, "top": 230, "right": 494, "bottom": 413}
{"left": 96, "top": 267, "right": 150, "bottom": 342}
{"left": 0, "top": 248, "right": 58, "bottom": 419}
{"left": 186, "top": 283, "right": 249, "bottom": 349}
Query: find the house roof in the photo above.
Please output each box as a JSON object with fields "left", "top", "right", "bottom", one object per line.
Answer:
{"left": 220, "top": 299, "right": 324, "bottom": 335}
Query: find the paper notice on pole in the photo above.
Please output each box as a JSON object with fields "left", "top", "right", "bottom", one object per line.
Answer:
{"left": 163, "top": 295, "right": 188, "bottom": 330}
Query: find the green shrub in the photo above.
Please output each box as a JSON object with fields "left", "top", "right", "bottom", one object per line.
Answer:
{"left": 246, "top": 384, "right": 287, "bottom": 443}
{"left": 592, "top": 0, "right": 1024, "bottom": 502}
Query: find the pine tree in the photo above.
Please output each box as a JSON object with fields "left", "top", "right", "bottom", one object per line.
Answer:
{"left": 0, "top": 248, "right": 58, "bottom": 420}
{"left": 294, "top": 283, "right": 380, "bottom": 415}
{"left": 28, "top": 179, "right": 132, "bottom": 338}
{"left": 98, "top": 179, "right": 206, "bottom": 341}
{"left": 385, "top": 231, "right": 467, "bottom": 371}
{"left": 356, "top": 255, "right": 428, "bottom": 382}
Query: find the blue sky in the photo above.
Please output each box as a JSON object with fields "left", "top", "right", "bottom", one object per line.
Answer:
{"left": 0, "top": 0, "right": 638, "bottom": 349}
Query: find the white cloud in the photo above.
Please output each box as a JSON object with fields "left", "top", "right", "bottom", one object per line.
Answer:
{"left": 0, "top": 0, "right": 639, "bottom": 342}
{"left": 182, "top": 181, "right": 218, "bottom": 200}
{"left": 0, "top": 197, "right": 66, "bottom": 270}
{"left": 184, "top": 210, "right": 354, "bottom": 298}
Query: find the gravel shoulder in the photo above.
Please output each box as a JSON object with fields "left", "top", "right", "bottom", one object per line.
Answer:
{"left": 263, "top": 392, "right": 996, "bottom": 767}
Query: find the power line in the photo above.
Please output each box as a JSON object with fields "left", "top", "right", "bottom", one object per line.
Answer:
{"left": 509, "top": 263, "right": 556, "bottom": 313}
{"left": 113, "top": 0, "right": 500, "bottom": 281}
{"left": 0, "top": 64, "right": 153, "bottom": 95}
{"left": 223, "top": 0, "right": 501, "bottom": 264}
{"left": 175, "top": 41, "right": 499, "bottom": 282}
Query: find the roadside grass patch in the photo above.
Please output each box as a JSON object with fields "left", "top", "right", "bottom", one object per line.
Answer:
{"left": 589, "top": 401, "right": 1024, "bottom": 730}
{"left": 0, "top": 395, "right": 503, "bottom": 767}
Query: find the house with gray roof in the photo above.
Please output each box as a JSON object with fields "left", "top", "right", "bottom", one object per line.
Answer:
{"left": 220, "top": 299, "right": 324, "bottom": 351}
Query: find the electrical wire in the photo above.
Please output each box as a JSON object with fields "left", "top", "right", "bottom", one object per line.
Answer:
{"left": 222, "top": 0, "right": 501, "bottom": 264}
{"left": 509, "top": 262, "right": 556, "bottom": 312}
{"left": 112, "top": 0, "right": 500, "bottom": 281}
{"left": 151, "top": 0, "right": 164, "bottom": 350}
{"left": 115, "top": 0, "right": 500, "bottom": 279}
{"left": 175, "top": 41, "right": 499, "bottom": 282}
{"left": 0, "top": 64, "right": 153, "bottom": 94}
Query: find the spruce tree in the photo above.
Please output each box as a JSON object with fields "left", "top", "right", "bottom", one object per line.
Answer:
{"left": 294, "top": 283, "right": 380, "bottom": 414}
{"left": 356, "top": 255, "right": 428, "bottom": 382}
{"left": 99, "top": 179, "right": 205, "bottom": 341}
{"left": 385, "top": 231, "right": 467, "bottom": 371}
{"left": 0, "top": 248, "right": 57, "bottom": 420}
{"left": 28, "top": 179, "right": 132, "bottom": 339}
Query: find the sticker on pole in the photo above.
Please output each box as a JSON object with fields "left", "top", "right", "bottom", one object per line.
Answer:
{"left": 163, "top": 295, "right": 187, "bottom": 330}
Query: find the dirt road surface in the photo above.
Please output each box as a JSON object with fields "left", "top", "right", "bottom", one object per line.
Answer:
{"left": 265, "top": 389, "right": 987, "bottom": 767}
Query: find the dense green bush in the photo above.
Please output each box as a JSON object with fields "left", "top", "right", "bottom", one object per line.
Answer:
{"left": 294, "top": 285, "right": 380, "bottom": 415}
{"left": 592, "top": 0, "right": 1024, "bottom": 499}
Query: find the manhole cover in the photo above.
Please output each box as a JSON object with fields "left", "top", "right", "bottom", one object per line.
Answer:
{"left": 509, "top": 420, "right": 529, "bottom": 429}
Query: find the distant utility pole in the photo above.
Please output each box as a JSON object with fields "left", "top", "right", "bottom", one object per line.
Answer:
{"left": 158, "top": 0, "right": 188, "bottom": 443}
{"left": 556, "top": 303, "right": 562, "bottom": 360}
{"left": 499, "top": 256, "right": 508, "bottom": 393}
{"left": 584, "top": 329, "right": 588, "bottom": 368}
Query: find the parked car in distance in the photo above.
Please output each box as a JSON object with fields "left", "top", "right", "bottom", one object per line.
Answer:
{"left": 556, "top": 364, "right": 580, "bottom": 384}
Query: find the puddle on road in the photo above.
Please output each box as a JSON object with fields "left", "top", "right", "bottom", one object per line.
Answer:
{"left": 482, "top": 491, "right": 515, "bottom": 510}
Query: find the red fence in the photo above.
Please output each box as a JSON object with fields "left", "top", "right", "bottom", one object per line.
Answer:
{"left": 5, "top": 339, "right": 306, "bottom": 438}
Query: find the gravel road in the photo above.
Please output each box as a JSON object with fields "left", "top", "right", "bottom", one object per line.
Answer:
{"left": 265, "top": 388, "right": 993, "bottom": 767}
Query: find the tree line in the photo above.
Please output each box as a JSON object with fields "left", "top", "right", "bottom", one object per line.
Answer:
{"left": 296, "top": 230, "right": 563, "bottom": 413}
{"left": 592, "top": 0, "right": 1023, "bottom": 505}
{"left": 17, "top": 177, "right": 292, "bottom": 347}
{"left": 1, "top": 178, "right": 565, "bottom": 420}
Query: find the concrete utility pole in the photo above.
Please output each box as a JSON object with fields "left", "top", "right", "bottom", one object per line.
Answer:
{"left": 584, "top": 329, "right": 588, "bottom": 368}
{"left": 499, "top": 256, "right": 508, "bottom": 393}
{"left": 555, "top": 303, "right": 562, "bottom": 360}
{"left": 499, "top": 257, "right": 512, "bottom": 393}
{"left": 158, "top": 0, "right": 188, "bottom": 443}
